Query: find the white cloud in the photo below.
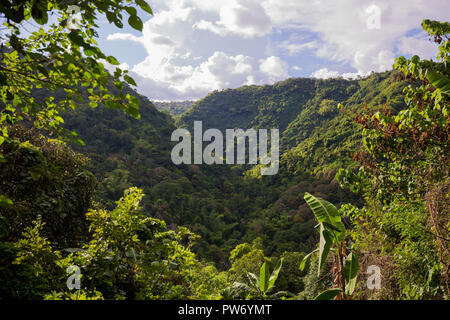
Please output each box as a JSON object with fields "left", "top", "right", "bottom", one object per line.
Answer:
{"left": 397, "top": 36, "right": 438, "bottom": 60}
{"left": 193, "top": 20, "right": 228, "bottom": 36}
{"left": 310, "top": 68, "right": 340, "bottom": 79}
{"left": 263, "top": 0, "right": 449, "bottom": 73}
{"left": 107, "top": 33, "right": 142, "bottom": 44}
{"left": 195, "top": 51, "right": 254, "bottom": 88}
{"left": 151, "top": 35, "right": 175, "bottom": 46}
{"left": 105, "top": 0, "right": 450, "bottom": 100}
{"left": 105, "top": 0, "right": 288, "bottom": 99}
{"left": 193, "top": 0, "right": 272, "bottom": 38}
{"left": 129, "top": 52, "right": 290, "bottom": 100}
{"left": 279, "top": 40, "right": 317, "bottom": 56}
{"left": 259, "top": 56, "right": 289, "bottom": 82}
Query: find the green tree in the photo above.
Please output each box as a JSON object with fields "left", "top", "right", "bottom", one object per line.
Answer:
{"left": 338, "top": 19, "right": 449, "bottom": 299}
{"left": 10, "top": 187, "right": 225, "bottom": 300}
{"left": 0, "top": 0, "right": 153, "bottom": 203}
{"left": 0, "top": 125, "right": 96, "bottom": 247}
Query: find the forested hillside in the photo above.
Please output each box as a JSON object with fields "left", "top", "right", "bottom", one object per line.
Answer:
{"left": 154, "top": 100, "right": 194, "bottom": 117}
{"left": 0, "top": 0, "right": 448, "bottom": 301}
{"left": 62, "top": 90, "right": 253, "bottom": 268}
{"left": 179, "top": 71, "right": 406, "bottom": 173}
{"left": 62, "top": 71, "right": 403, "bottom": 266}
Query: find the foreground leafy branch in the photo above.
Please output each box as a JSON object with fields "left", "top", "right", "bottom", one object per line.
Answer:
{"left": 0, "top": 0, "right": 154, "bottom": 204}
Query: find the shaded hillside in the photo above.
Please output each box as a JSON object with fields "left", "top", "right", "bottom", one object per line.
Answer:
{"left": 178, "top": 71, "right": 406, "bottom": 175}
{"left": 62, "top": 90, "right": 253, "bottom": 268}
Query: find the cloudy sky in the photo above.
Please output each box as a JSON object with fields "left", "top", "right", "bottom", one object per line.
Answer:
{"left": 95, "top": 0, "right": 449, "bottom": 101}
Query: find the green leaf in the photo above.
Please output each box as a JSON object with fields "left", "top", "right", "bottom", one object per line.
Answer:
{"left": 426, "top": 70, "right": 450, "bottom": 96}
{"left": 343, "top": 252, "right": 359, "bottom": 296}
{"left": 125, "top": 7, "right": 137, "bottom": 16}
{"left": 106, "top": 56, "right": 120, "bottom": 66}
{"left": 299, "top": 248, "right": 318, "bottom": 272}
{"left": 128, "top": 15, "right": 143, "bottom": 31}
{"left": 318, "top": 223, "right": 332, "bottom": 276}
{"left": 113, "top": 19, "right": 124, "bottom": 28}
{"left": 68, "top": 31, "right": 85, "bottom": 47}
{"left": 74, "top": 138, "right": 85, "bottom": 146}
{"left": 114, "top": 68, "right": 123, "bottom": 78}
{"left": 129, "top": 109, "right": 140, "bottom": 119}
{"left": 259, "top": 262, "right": 269, "bottom": 293}
{"left": 315, "top": 288, "right": 342, "bottom": 300}
{"left": 31, "top": 0, "right": 48, "bottom": 25}
{"left": 127, "top": 96, "right": 141, "bottom": 119}
{"left": 268, "top": 258, "right": 283, "bottom": 290}
{"left": 106, "top": 11, "right": 116, "bottom": 24}
{"left": 114, "top": 80, "right": 124, "bottom": 90}
{"left": 304, "top": 192, "right": 346, "bottom": 242}
{"left": 136, "top": 0, "right": 153, "bottom": 14}
{"left": 0, "top": 195, "right": 13, "bottom": 208}
{"left": 322, "top": 221, "right": 343, "bottom": 233}
{"left": 124, "top": 75, "right": 137, "bottom": 86}
{"left": 247, "top": 272, "right": 259, "bottom": 288}
{"left": 105, "top": 100, "right": 121, "bottom": 109}
{"left": 84, "top": 48, "right": 96, "bottom": 57}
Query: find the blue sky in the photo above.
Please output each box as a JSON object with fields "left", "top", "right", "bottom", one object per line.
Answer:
{"left": 94, "top": 0, "right": 449, "bottom": 101}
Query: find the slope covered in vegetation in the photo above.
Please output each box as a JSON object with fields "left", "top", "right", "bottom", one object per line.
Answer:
{"left": 43, "top": 67, "right": 410, "bottom": 274}
{"left": 0, "top": 0, "right": 447, "bottom": 300}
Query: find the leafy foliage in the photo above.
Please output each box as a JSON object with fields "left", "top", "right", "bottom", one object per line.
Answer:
{"left": 7, "top": 187, "right": 228, "bottom": 300}
{"left": 246, "top": 258, "right": 284, "bottom": 297}
{"left": 338, "top": 19, "right": 449, "bottom": 299}
{"left": 0, "top": 0, "right": 150, "bottom": 141}
{"left": 0, "top": 0, "right": 153, "bottom": 206}
{"left": 0, "top": 126, "right": 96, "bottom": 246}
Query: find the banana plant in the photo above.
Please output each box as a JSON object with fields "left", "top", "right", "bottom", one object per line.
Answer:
{"left": 247, "top": 258, "right": 285, "bottom": 298}
{"left": 426, "top": 70, "right": 450, "bottom": 96}
{"left": 300, "top": 193, "right": 359, "bottom": 300}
